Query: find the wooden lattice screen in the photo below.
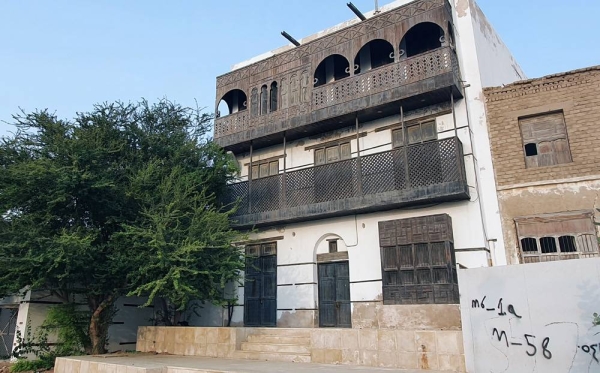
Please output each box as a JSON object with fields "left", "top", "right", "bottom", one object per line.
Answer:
{"left": 378, "top": 214, "right": 459, "bottom": 305}
{"left": 224, "top": 137, "right": 464, "bottom": 217}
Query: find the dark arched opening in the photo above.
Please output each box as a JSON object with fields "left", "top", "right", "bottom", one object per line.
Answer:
{"left": 217, "top": 89, "right": 247, "bottom": 117}
{"left": 314, "top": 54, "right": 350, "bottom": 88}
{"left": 260, "top": 85, "right": 268, "bottom": 115}
{"left": 400, "top": 22, "right": 445, "bottom": 58}
{"left": 270, "top": 82, "right": 278, "bottom": 112}
{"left": 353, "top": 39, "right": 394, "bottom": 74}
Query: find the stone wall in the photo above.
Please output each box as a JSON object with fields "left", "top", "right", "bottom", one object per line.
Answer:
{"left": 484, "top": 66, "right": 600, "bottom": 264}
{"left": 136, "top": 327, "right": 240, "bottom": 358}
{"left": 136, "top": 326, "right": 465, "bottom": 372}
{"left": 309, "top": 328, "right": 464, "bottom": 371}
{"left": 484, "top": 67, "right": 600, "bottom": 188}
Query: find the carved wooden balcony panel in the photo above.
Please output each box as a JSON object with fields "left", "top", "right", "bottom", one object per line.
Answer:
{"left": 312, "top": 48, "right": 453, "bottom": 110}
{"left": 215, "top": 47, "right": 460, "bottom": 147}
{"left": 213, "top": 0, "right": 460, "bottom": 150}
{"left": 224, "top": 137, "right": 469, "bottom": 228}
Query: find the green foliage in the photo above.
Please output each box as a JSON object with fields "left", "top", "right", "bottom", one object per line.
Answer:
{"left": 10, "top": 356, "right": 55, "bottom": 373}
{"left": 0, "top": 99, "right": 244, "bottom": 353}
{"left": 593, "top": 313, "right": 600, "bottom": 326}
{"left": 42, "top": 304, "right": 88, "bottom": 356}
{"left": 11, "top": 321, "right": 50, "bottom": 360}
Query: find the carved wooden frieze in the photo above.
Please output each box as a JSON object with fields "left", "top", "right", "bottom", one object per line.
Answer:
{"left": 216, "top": 0, "right": 446, "bottom": 89}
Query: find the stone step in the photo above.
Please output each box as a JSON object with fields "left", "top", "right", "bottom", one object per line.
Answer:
{"left": 241, "top": 342, "right": 311, "bottom": 354}
{"left": 251, "top": 328, "right": 311, "bottom": 338}
{"left": 232, "top": 350, "right": 311, "bottom": 363}
{"left": 247, "top": 335, "right": 310, "bottom": 345}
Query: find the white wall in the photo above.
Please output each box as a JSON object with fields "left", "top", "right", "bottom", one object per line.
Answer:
{"left": 468, "top": 0, "right": 526, "bottom": 87}
{"left": 459, "top": 258, "right": 600, "bottom": 373}
{"left": 4, "top": 292, "right": 154, "bottom": 356}
{"left": 447, "top": 0, "right": 526, "bottom": 266}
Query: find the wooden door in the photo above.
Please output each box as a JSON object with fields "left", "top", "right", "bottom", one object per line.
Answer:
{"left": 318, "top": 261, "right": 351, "bottom": 328}
{"left": 244, "top": 245, "right": 277, "bottom": 327}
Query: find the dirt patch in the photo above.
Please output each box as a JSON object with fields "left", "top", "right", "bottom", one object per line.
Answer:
{"left": 0, "top": 362, "right": 11, "bottom": 373}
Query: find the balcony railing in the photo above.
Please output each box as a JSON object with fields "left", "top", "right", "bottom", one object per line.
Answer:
{"left": 224, "top": 137, "right": 468, "bottom": 227}
{"left": 214, "top": 47, "right": 459, "bottom": 141}
{"left": 312, "top": 47, "right": 455, "bottom": 110}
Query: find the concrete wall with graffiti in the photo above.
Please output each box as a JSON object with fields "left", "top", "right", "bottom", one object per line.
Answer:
{"left": 459, "top": 258, "right": 600, "bottom": 373}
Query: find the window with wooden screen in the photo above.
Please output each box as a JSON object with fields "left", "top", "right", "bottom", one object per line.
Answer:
{"left": 250, "top": 160, "right": 279, "bottom": 179}
{"left": 378, "top": 214, "right": 458, "bottom": 305}
{"left": 314, "top": 142, "right": 351, "bottom": 165}
{"left": 519, "top": 111, "right": 572, "bottom": 168}
{"left": 515, "top": 211, "right": 599, "bottom": 263}
{"left": 392, "top": 120, "right": 437, "bottom": 148}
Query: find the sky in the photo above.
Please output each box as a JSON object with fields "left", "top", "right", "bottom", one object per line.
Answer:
{"left": 1, "top": 0, "right": 599, "bottom": 136}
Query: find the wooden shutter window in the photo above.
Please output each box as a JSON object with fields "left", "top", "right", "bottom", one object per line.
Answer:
{"left": 315, "top": 148, "right": 326, "bottom": 166}
{"left": 249, "top": 159, "right": 280, "bottom": 179}
{"left": 407, "top": 125, "right": 421, "bottom": 144}
{"left": 315, "top": 142, "right": 350, "bottom": 165}
{"left": 326, "top": 146, "right": 340, "bottom": 163}
{"left": 519, "top": 111, "right": 572, "bottom": 168}
{"left": 392, "top": 128, "right": 404, "bottom": 148}
{"left": 421, "top": 121, "right": 437, "bottom": 141}
{"left": 393, "top": 121, "right": 437, "bottom": 148}
{"left": 378, "top": 214, "right": 458, "bottom": 305}
{"left": 259, "top": 163, "right": 269, "bottom": 178}
{"left": 269, "top": 161, "right": 279, "bottom": 176}
{"left": 340, "top": 143, "right": 351, "bottom": 160}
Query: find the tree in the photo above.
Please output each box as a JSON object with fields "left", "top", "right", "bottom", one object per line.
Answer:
{"left": 0, "top": 100, "right": 244, "bottom": 354}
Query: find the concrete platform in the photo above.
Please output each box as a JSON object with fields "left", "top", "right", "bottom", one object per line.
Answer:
{"left": 56, "top": 354, "right": 453, "bottom": 373}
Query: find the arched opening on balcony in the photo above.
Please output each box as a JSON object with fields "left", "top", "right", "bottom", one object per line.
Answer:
{"left": 400, "top": 22, "right": 445, "bottom": 58}
{"left": 260, "top": 85, "right": 268, "bottom": 115}
{"left": 314, "top": 54, "right": 350, "bottom": 88}
{"left": 270, "top": 82, "right": 278, "bottom": 112}
{"left": 353, "top": 39, "right": 394, "bottom": 74}
{"left": 217, "top": 89, "right": 247, "bottom": 117}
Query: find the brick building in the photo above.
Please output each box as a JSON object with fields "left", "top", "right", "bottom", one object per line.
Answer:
{"left": 484, "top": 66, "right": 600, "bottom": 265}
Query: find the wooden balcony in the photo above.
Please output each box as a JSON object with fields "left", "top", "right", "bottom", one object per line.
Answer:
{"left": 214, "top": 47, "right": 462, "bottom": 153}
{"left": 224, "top": 137, "right": 469, "bottom": 228}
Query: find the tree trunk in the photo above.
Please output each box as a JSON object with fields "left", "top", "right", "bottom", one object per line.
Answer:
{"left": 87, "top": 295, "right": 115, "bottom": 355}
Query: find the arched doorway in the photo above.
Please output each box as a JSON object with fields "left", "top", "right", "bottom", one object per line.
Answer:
{"left": 315, "top": 235, "right": 351, "bottom": 328}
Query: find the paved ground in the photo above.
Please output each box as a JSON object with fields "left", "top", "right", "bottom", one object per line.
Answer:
{"left": 71, "top": 354, "right": 452, "bottom": 373}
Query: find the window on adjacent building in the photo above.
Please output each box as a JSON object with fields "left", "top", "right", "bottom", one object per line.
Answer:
{"left": 519, "top": 111, "right": 572, "bottom": 168}
{"left": 378, "top": 214, "right": 458, "bottom": 305}
{"left": 314, "top": 142, "right": 351, "bottom": 165}
{"left": 516, "top": 211, "right": 599, "bottom": 263}
{"left": 250, "top": 160, "right": 279, "bottom": 179}
{"left": 392, "top": 120, "right": 437, "bottom": 148}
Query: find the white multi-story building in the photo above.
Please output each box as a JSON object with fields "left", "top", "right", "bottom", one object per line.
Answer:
{"left": 211, "top": 0, "right": 525, "bottom": 330}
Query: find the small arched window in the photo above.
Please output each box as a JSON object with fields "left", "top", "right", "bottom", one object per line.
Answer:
{"left": 354, "top": 39, "right": 394, "bottom": 74}
{"left": 260, "top": 85, "right": 268, "bottom": 115}
{"left": 400, "top": 22, "right": 445, "bottom": 58}
{"left": 217, "top": 89, "right": 247, "bottom": 117}
{"left": 314, "top": 54, "right": 350, "bottom": 87}
{"left": 520, "top": 238, "right": 538, "bottom": 253}
{"left": 558, "top": 236, "right": 577, "bottom": 252}
{"left": 270, "top": 82, "right": 278, "bottom": 112}
{"left": 540, "top": 237, "right": 557, "bottom": 254}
